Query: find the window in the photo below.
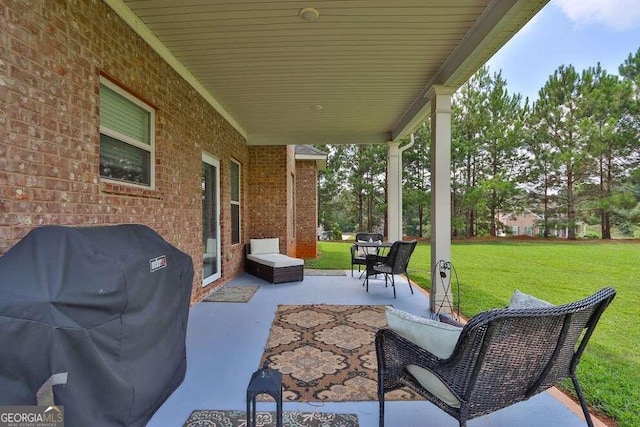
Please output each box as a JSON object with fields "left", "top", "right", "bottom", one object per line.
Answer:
{"left": 99, "top": 78, "right": 155, "bottom": 187}
{"left": 230, "top": 159, "right": 241, "bottom": 244}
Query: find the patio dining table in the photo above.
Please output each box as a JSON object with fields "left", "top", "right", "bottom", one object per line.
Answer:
{"left": 354, "top": 240, "right": 393, "bottom": 252}
{"left": 354, "top": 241, "right": 393, "bottom": 282}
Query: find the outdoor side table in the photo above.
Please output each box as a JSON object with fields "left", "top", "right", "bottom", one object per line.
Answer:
{"left": 246, "top": 362, "right": 283, "bottom": 427}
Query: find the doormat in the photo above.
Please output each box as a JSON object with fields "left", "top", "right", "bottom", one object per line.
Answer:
{"left": 183, "top": 409, "right": 359, "bottom": 427}
{"left": 304, "top": 269, "right": 347, "bottom": 276}
{"left": 259, "top": 304, "right": 421, "bottom": 402}
{"left": 204, "top": 286, "right": 259, "bottom": 303}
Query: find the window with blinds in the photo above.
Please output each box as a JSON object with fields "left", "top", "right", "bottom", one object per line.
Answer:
{"left": 99, "top": 79, "right": 154, "bottom": 187}
{"left": 230, "top": 159, "right": 241, "bottom": 244}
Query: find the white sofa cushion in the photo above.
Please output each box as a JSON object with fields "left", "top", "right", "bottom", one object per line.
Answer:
{"left": 385, "top": 306, "right": 462, "bottom": 408}
{"left": 247, "top": 253, "right": 303, "bottom": 268}
{"left": 250, "top": 238, "right": 280, "bottom": 255}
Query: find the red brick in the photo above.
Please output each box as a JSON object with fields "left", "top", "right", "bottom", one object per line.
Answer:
{"left": 1, "top": 0, "right": 319, "bottom": 305}
{"left": 295, "top": 161, "right": 318, "bottom": 258}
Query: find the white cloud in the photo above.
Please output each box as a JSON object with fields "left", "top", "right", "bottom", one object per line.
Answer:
{"left": 553, "top": 0, "right": 640, "bottom": 31}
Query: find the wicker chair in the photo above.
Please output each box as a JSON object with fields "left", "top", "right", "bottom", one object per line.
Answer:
{"left": 350, "top": 232, "right": 384, "bottom": 276}
{"left": 375, "top": 287, "right": 616, "bottom": 427}
{"left": 364, "top": 240, "right": 417, "bottom": 298}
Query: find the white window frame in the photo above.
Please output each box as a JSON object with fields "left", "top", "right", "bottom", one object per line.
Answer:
{"left": 203, "top": 152, "right": 221, "bottom": 286}
{"left": 99, "top": 77, "right": 155, "bottom": 189}
{"left": 231, "top": 159, "right": 242, "bottom": 245}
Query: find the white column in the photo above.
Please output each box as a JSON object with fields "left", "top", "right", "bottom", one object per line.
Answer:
{"left": 429, "top": 86, "right": 455, "bottom": 314}
{"left": 387, "top": 141, "right": 401, "bottom": 242}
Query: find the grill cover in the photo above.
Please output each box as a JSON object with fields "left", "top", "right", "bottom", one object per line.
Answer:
{"left": 0, "top": 225, "right": 194, "bottom": 426}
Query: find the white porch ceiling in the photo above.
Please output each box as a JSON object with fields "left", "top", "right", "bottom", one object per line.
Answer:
{"left": 110, "top": 0, "right": 548, "bottom": 145}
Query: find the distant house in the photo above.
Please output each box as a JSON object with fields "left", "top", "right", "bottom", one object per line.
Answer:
{"left": 498, "top": 212, "right": 587, "bottom": 238}
{"left": 498, "top": 212, "right": 542, "bottom": 236}
{"left": 551, "top": 222, "right": 588, "bottom": 239}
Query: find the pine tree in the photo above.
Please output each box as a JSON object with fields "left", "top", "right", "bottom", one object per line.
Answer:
{"left": 534, "top": 65, "right": 589, "bottom": 239}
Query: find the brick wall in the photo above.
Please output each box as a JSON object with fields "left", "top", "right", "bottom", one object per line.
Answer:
{"left": 247, "top": 146, "right": 290, "bottom": 253}
{"left": 295, "top": 161, "right": 318, "bottom": 258}
{"left": 1, "top": 0, "right": 248, "bottom": 304}
{"left": 286, "top": 145, "right": 296, "bottom": 256}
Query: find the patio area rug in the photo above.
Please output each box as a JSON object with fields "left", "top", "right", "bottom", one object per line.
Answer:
{"left": 183, "top": 409, "right": 359, "bottom": 427}
{"left": 259, "top": 304, "right": 421, "bottom": 402}
{"left": 304, "top": 269, "right": 347, "bottom": 276}
{"left": 204, "top": 286, "right": 259, "bottom": 303}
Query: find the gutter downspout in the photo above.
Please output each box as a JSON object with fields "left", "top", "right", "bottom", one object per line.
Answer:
{"left": 387, "top": 133, "right": 415, "bottom": 242}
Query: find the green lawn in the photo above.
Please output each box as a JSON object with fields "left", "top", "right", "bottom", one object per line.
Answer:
{"left": 305, "top": 240, "right": 640, "bottom": 427}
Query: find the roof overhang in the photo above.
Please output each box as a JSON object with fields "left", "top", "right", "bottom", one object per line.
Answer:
{"left": 295, "top": 146, "right": 328, "bottom": 170}
{"left": 105, "top": 0, "right": 548, "bottom": 146}
{"left": 295, "top": 154, "right": 327, "bottom": 170}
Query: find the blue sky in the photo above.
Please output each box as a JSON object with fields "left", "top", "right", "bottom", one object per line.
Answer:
{"left": 486, "top": 0, "right": 640, "bottom": 102}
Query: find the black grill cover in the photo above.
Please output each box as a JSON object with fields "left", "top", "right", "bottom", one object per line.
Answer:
{"left": 0, "top": 225, "right": 193, "bottom": 426}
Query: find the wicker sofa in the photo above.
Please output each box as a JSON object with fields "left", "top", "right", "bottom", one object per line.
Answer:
{"left": 245, "top": 238, "right": 304, "bottom": 284}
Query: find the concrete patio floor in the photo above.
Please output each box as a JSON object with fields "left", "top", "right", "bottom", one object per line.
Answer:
{"left": 147, "top": 270, "right": 596, "bottom": 427}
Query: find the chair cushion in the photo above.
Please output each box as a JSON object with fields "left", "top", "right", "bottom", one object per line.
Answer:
{"left": 508, "top": 289, "right": 554, "bottom": 309}
{"left": 373, "top": 264, "right": 391, "bottom": 274}
{"left": 385, "top": 307, "right": 462, "bottom": 408}
{"left": 250, "top": 238, "right": 280, "bottom": 255}
{"left": 355, "top": 241, "right": 368, "bottom": 257}
{"left": 355, "top": 239, "right": 383, "bottom": 257}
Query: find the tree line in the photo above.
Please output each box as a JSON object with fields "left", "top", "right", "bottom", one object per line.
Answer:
{"left": 317, "top": 48, "right": 640, "bottom": 240}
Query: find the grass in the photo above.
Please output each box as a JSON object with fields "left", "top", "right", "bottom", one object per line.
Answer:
{"left": 305, "top": 239, "right": 640, "bottom": 427}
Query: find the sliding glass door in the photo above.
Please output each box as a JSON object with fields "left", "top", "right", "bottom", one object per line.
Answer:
{"left": 202, "top": 153, "right": 220, "bottom": 285}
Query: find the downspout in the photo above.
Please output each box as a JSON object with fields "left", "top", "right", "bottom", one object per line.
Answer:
{"left": 397, "top": 133, "right": 415, "bottom": 237}
{"left": 400, "top": 133, "right": 416, "bottom": 154}
{"left": 388, "top": 134, "right": 415, "bottom": 242}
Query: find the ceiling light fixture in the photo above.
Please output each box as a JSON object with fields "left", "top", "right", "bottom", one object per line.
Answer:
{"left": 299, "top": 7, "right": 320, "bottom": 22}
{"left": 311, "top": 105, "right": 323, "bottom": 111}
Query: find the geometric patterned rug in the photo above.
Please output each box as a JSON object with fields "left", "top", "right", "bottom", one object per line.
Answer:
{"left": 204, "top": 286, "right": 259, "bottom": 303}
{"left": 182, "top": 410, "right": 359, "bottom": 427}
{"left": 259, "top": 305, "right": 421, "bottom": 402}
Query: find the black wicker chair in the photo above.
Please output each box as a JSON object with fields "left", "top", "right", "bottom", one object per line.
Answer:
{"left": 364, "top": 240, "right": 417, "bottom": 298}
{"left": 376, "top": 287, "right": 616, "bottom": 427}
{"left": 350, "top": 232, "right": 384, "bottom": 276}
